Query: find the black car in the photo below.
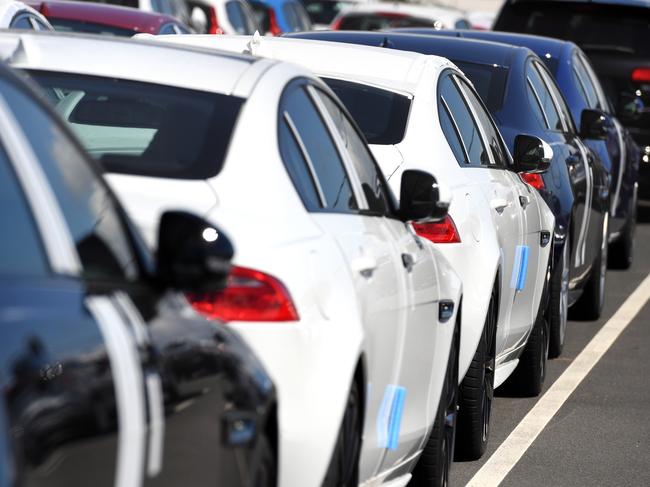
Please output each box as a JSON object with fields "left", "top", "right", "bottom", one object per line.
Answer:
{"left": 0, "top": 62, "right": 277, "bottom": 487}
{"left": 394, "top": 29, "right": 640, "bottom": 269}
{"left": 288, "top": 31, "right": 611, "bottom": 357}
{"left": 493, "top": 0, "right": 650, "bottom": 198}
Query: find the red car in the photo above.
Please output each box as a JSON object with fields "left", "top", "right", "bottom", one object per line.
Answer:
{"left": 26, "top": 0, "right": 190, "bottom": 36}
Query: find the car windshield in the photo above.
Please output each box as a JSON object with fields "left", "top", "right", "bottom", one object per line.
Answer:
{"left": 322, "top": 77, "right": 411, "bottom": 145}
{"left": 451, "top": 61, "right": 509, "bottom": 113}
{"left": 496, "top": 2, "right": 650, "bottom": 57}
{"left": 27, "top": 70, "right": 244, "bottom": 180}
{"left": 49, "top": 18, "right": 136, "bottom": 37}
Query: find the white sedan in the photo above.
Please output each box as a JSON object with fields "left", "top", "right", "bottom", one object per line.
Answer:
{"left": 2, "top": 31, "right": 464, "bottom": 487}
{"left": 152, "top": 34, "right": 556, "bottom": 459}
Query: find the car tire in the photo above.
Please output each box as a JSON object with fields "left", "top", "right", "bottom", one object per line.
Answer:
{"left": 548, "top": 236, "right": 569, "bottom": 358}
{"left": 506, "top": 312, "right": 549, "bottom": 397}
{"left": 252, "top": 433, "right": 276, "bottom": 487}
{"left": 571, "top": 214, "right": 608, "bottom": 321}
{"left": 455, "top": 285, "right": 496, "bottom": 461}
{"left": 608, "top": 203, "right": 635, "bottom": 270}
{"left": 409, "top": 317, "right": 460, "bottom": 487}
{"left": 322, "top": 381, "right": 361, "bottom": 487}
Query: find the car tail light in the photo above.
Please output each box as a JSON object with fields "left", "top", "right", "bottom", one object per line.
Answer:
{"left": 520, "top": 172, "right": 545, "bottom": 190}
{"left": 268, "top": 7, "right": 282, "bottom": 35}
{"left": 187, "top": 266, "right": 299, "bottom": 322}
{"left": 330, "top": 16, "right": 343, "bottom": 30}
{"left": 208, "top": 6, "right": 223, "bottom": 34}
{"left": 412, "top": 215, "right": 461, "bottom": 244}
{"left": 631, "top": 67, "right": 650, "bottom": 83}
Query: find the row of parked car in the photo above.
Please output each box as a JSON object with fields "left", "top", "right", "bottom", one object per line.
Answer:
{"left": 0, "top": 0, "right": 644, "bottom": 486}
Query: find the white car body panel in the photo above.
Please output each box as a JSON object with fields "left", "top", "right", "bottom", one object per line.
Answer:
{"left": 2, "top": 31, "right": 463, "bottom": 487}
{"left": 0, "top": 0, "right": 51, "bottom": 29}
{"left": 156, "top": 35, "right": 555, "bottom": 388}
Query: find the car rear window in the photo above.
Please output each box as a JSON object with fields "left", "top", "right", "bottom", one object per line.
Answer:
{"left": 495, "top": 2, "right": 650, "bottom": 57}
{"left": 336, "top": 12, "right": 435, "bottom": 30}
{"left": 27, "top": 71, "right": 244, "bottom": 180}
{"left": 49, "top": 18, "right": 136, "bottom": 37}
{"left": 303, "top": 0, "right": 353, "bottom": 25}
{"left": 322, "top": 77, "right": 411, "bottom": 145}
{"left": 451, "top": 61, "right": 509, "bottom": 113}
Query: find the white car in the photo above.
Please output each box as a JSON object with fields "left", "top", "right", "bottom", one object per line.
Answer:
{"left": 0, "top": 0, "right": 51, "bottom": 29}
{"left": 3, "top": 31, "right": 465, "bottom": 487}
{"left": 185, "top": 0, "right": 258, "bottom": 34}
{"left": 153, "top": 33, "right": 556, "bottom": 458}
{"left": 330, "top": 1, "right": 470, "bottom": 30}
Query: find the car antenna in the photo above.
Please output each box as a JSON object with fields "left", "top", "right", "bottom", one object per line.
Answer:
{"left": 244, "top": 31, "right": 262, "bottom": 55}
{"left": 379, "top": 36, "right": 394, "bottom": 49}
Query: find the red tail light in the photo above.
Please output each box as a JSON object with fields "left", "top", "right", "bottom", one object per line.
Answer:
{"left": 631, "top": 67, "right": 650, "bottom": 83}
{"left": 208, "top": 6, "right": 223, "bottom": 34}
{"left": 268, "top": 7, "right": 282, "bottom": 35}
{"left": 520, "top": 172, "right": 545, "bottom": 190}
{"left": 330, "top": 16, "right": 343, "bottom": 30}
{"left": 412, "top": 215, "right": 461, "bottom": 244}
{"left": 187, "top": 266, "right": 299, "bottom": 322}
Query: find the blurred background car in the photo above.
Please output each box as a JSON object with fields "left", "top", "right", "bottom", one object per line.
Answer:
{"left": 0, "top": 0, "right": 51, "bottom": 29}
{"left": 493, "top": 0, "right": 650, "bottom": 199}
{"left": 298, "top": 0, "right": 358, "bottom": 29}
{"left": 26, "top": 0, "right": 191, "bottom": 35}
{"left": 73, "top": 0, "right": 191, "bottom": 25}
{"left": 0, "top": 55, "right": 277, "bottom": 486}
{"left": 185, "top": 0, "right": 258, "bottom": 34}
{"left": 250, "top": 0, "right": 310, "bottom": 34}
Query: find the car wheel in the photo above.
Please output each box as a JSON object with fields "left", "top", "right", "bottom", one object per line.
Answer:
{"left": 571, "top": 214, "right": 608, "bottom": 321}
{"left": 409, "top": 317, "right": 460, "bottom": 487}
{"left": 455, "top": 285, "right": 496, "bottom": 461}
{"left": 506, "top": 312, "right": 549, "bottom": 397}
{"left": 322, "top": 381, "right": 361, "bottom": 487}
{"left": 608, "top": 201, "right": 635, "bottom": 270}
{"left": 252, "top": 433, "right": 276, "bottom": 487}
{"left": 548, "top": 236, "right": 569, "bottom": 358}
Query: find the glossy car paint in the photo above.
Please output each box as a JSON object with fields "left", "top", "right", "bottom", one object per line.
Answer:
{"left": 0, "top": 61, "right": 275, "bottom": 486}
{"left": 328, "top": 31, "right": 610, "bottom": 309}
{"left": 4, "top": 31, "right": 463, "bottom": 487}
{"left": 191, "top": 34, "right": 555, "bottom": 390}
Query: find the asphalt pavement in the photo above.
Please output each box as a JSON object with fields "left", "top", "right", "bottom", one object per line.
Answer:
{"left": 452, "top": 207, "right": 650, "bottom": 487}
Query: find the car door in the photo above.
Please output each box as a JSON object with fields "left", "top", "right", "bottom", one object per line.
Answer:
{"left": 438, "top": 71, "right": 524, "bottom": 354}
{"left": 278, "top": 79, "right": 406, "bottom": 478}
{"left": 311, "top": 86, "right": 442, "bottom": 470}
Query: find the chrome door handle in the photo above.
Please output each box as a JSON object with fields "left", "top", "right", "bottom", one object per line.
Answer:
{"left": 490, "top": 198, "right": 509, "bottom": 214}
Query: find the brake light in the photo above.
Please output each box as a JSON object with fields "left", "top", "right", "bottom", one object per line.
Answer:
{"left": 412, "top": 215, "right": 461, "bottom": 244}
{"left": 631, "top": 67, "right": 650, "bottom": 83}
{"left": 187, "top": 266, "right": 299, "bottom": 322}
{"left": 330, "top": 16, "right": 343, "bottom": 30}
{"left": 268, "top": 7, "right": 282, "bottom": 35}
{"left": 520, "top": 172, "right": 545, "bottom": 190}
{"left": 208, "top": 6, "right": 223, "bottom": 34}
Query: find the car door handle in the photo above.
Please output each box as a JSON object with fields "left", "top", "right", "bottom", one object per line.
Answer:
{"left": 519, "top": 195, "right": 530, "bottom": 209}
{"left": 401, "top": 253, "right": 415, "bottom": 272}
{"left": 351, "top": 255, "right": 377, "bottom": 278}
{"left": 490, "top": 198, "right": 509, "bottom": 214}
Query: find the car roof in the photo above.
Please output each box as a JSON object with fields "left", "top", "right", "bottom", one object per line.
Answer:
{"left": 287, "top": 30, "right": 528, "bottom": 69}
{"left": 24, "top": 0, "right": 180, "bottom": 33}
{"left": 0, "top": 30, "right": 273, "bottom": 97}
{"left": 149, "top": 33, "right": 456, "bottom": 95}
{"left": 506, "top": 0, "right": 650, "bottom": 8}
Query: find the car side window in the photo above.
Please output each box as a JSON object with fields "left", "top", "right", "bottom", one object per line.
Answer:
{"left": 455, "top": 75, "right": 509, "bottom": 168}
{"left": 572, "top": 53, "right": 598, "bottom": 109}
{"left": 312, "top": 87, "right": 391, "bottom": 215}
{"left": 526, "top": 60, "right": 562, "bottom": 131}
{"left": 535, "top": 62, "right": 575, "bottom": 134}
{"left": 281, "top": 84, "right": 358, "bottom": 213}
{"left": 438, "top": 73, "right": 489, "bottom": 167}
{"left": 158, "top": 23, "right": 177, "bottom": 34}
{"left": 10, "top": 14, "right": 34, "bottom": 29}
{"left": 1, "top": 77, "right": 141, "bottom": 283}
{"left": 0, "top": 143, "right": 49, "bottom": 277}
{"left": 226, "top": 1, "right": 249, "bottom": 34}
{"left": 576, "top": 53, "right": 609, "bottom": 111}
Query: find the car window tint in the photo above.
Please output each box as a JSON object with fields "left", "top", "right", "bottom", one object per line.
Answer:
{"left": 279, "top": 117, "right": 321, "bottom": 210}
{"left": 456, "top": 76, "right": 508, "bottom": 167}
{"left": 438, "top": 98, "right": 467, "bottom": 165}
{"left": 282, "top": 3, "right": 300, "bottom": 31}
{"left": 1, "top": 78, "right": 140, "bottom": 283}
{"left": 526, "top": 61, "right": 562, "bottom": 131}
{"left": 294, "top": 2, "right": 312, "bottom": 30}
{"left": 10, "top": 14, "right": 33, "bottom": 29}
{"left": 0, "top": 143, "right": 49, "bottom": 276}
{"left": 573, "top": 54, "right": 600, "bottom": 110}
{"left": 313, "top": 88, "right": 390, "bottom": 215}
{"left": 283, "top": 86, "right": 357, "bottom": 212}
{"left": 578, "top": 53, "right": 610, "bottom": 111}
{"left": 226, "top": 1, "right": 255, "bottom": 34}
{"left": 535, "top": 62, "right": 574, "bottom": 133}
{"left": 438, "top": 74, "right": 489, "bottom": 166}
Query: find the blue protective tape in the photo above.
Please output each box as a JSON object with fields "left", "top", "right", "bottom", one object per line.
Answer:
{"left": 517, "top": 246, "right": 529, "bottom": 291}
{"left": 510, "top": 246, "right": 523, "bottom": 289}
{"left": 376, "top": 385, "right": 407, "bottom": 450}
{"left": 387, "top": 386, "right": 406, "bottom": 451}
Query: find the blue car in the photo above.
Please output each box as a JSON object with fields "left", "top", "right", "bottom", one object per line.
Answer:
{"left": 397, "top": 29, "right": 640, "bottom": 271}
{"left": 288, "top": 30, "right": 611, "bottom": 359}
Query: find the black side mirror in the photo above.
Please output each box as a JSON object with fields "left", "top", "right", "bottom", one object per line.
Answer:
{"left": 579, "top": 108, "right": 609, "bottom": 140}
{"left": 156, "top": 211, "right": 234, "bottom": 293}
{"left": 512, "top": 134, "right": 553, "bottom": 173}
{"left": 618, "top": 92, "right": 644, "bottom": 120}
{"left": 399, "top": 169, "right": 449, "bottom": 222}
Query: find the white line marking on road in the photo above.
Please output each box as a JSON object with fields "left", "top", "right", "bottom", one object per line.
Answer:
{"left": 466, "top": 272, "right": 650, "bottom": 487}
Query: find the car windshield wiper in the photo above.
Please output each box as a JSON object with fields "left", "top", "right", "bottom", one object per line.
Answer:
{"left": 581, "top": 44, "right": 635, "bottom": 54}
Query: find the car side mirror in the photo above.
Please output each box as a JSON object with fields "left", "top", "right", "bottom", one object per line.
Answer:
{"left": 618, "top": 92, "right": 644, "bottom": 120}
{"left": 399, "top": 169, "right": 450, "bottom": 222}
{"left": 512, "top": 134, "right": 552, "bottom": 173}
{"left": 579, "top": 108, "right": 609, "bottom": 140}
{"left": 156, "top": 211, "right": 234, "bottom": 293}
